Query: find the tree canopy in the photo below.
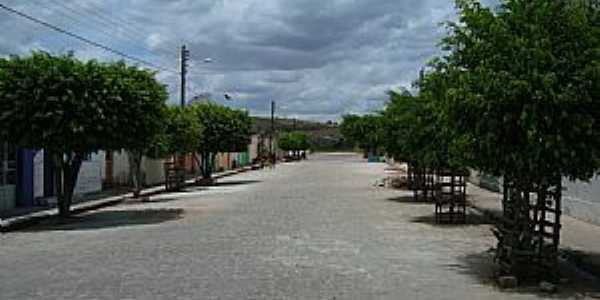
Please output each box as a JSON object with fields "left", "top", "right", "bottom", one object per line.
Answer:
{"left": 0, "top": 52, "right": 119, "bottom": 152}
{"left": 191, "top": 102, "right": 253, "bottom": 179}
{"left": 377, "top": 0, "right": 600, "bottom": 279}
{"left": 0, "top": 52, "right": 168, "bottom": 213}
{"left": 164, "top": 106, "right": 203, "bottom": 156}
{"left": 438, "top": 0, "right": 600, "bottom": 183}
{"left": 279, "top": 131, "right": 310, "bottom": 154}
{"left": 340, "top": 114, "right": 384, "bottom": 156}
{"left": 104, "top": 61, "right": 169, "bottom": 197}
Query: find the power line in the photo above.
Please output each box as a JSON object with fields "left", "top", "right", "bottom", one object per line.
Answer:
{"left": 57, "top": 0, "right": 180, "bottom": 57}
{"left": 0, "top": 2, "right": 178, "bottom": 74}
{"left": 34, "top": 0, "right": 175, "bottom": 64}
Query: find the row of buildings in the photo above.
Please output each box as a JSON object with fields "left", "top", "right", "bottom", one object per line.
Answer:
{"left": 0, "top": 134, "right": 278, "bottom": 212}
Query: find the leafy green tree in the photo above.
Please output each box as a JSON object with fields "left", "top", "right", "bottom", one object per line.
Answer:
{"left": 383, "top": 85, "right": 461, "bottom": 178}
{"left": 340, "top": 114, "right": 384, "bottom": 158}
{"left": 192, "top": 102, "right": 252, "bottom": 182}
{"left": 279, "top": 131, "right": 310, "bottom": 159}
{"left": 383, "top": 89, "right": 421, "bottom": 165}
{"left": 0, "top": 52, "right": 167, "bottom": 215}
{"left": 441, "top": 0, "right": 600, "bottom": 182}
{"left": 436, "top": 0, "right": 600, "bottom": 277}
{"left": 164, "top": 106, "right": 203, "bottom": 155}
{"left": 124, "top": 105, "right": 202, "bottom": 197}
{"left": 105, "top": 62, "right": 169, "bottom": 198}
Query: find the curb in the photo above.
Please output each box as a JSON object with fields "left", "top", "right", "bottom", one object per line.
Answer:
{"left": 0, "top": 164, "right": 262, "bottom": 232}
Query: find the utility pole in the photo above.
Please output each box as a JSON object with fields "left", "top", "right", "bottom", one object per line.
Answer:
{"left": 177, "top": 45, "right": 190, "bottom": 170}
{"left": 270, "top": 100, "right": 276, "bottom": 166}
{"left": 180, "top": 45, "right": 190, "bottom": 107}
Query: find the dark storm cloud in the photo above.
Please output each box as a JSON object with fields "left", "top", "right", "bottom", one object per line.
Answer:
{"left": 0, "top": 0, "right": 462, "bottom": 120}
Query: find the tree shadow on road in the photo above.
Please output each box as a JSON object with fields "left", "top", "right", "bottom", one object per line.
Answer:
{"left": 561, "top": 248, "right": 600, "bottom": 281}
{"left": 446, "top": 250, "right": 600, "bottom": 299}
{"left": 21, "top": 208, "right": 184, "bottom": 232}
{"left": 410, "top": 212, "right": 496, "bottom": 227}
{"left": 385, "top": 195, "right": 435, "bottom": 205}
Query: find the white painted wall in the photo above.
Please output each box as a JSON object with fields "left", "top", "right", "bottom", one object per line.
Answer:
{"left": 33, "top": 151, "right": 104, "bottom": 200}
{"left": 143, "top": 157, "right": 165, "bottom": 185}
{"left": 73, "top": 152, "right": 104, "bottom": 195}
{"left": 110, "top": 151, "right": 131, "bottom": 186}
{"left": 249, "top": 135, "right": 259, "bottom": 161}
{"left": 33, "top": 150, "right": 44, "bottom": 199}
{"left": 108, "top": 150, "right": 165, "bottom": 187}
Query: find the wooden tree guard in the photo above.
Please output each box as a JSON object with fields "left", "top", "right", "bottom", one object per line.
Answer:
{"left": 434, "top": 170, "right": 467, "bottom": 224}
{"left": 494, "top": 180, "right": 562, "bottom": 281}
{"left": 164, "top": 162, "right": 185, "bottom": 192}
{"left": 412, "top": 168, "right": 435, "bottom": 202}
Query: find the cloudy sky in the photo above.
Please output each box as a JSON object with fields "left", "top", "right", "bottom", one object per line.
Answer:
{"left": 0, "top": 0, "right": 484, "bottom": 121}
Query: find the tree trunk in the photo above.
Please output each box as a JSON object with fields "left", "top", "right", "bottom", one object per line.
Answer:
{"left": 201, "top": 152, "right": 214, "bottom": 180}
{"left": 52, "top": 152, "right": 83, "bottom": 217}
{"left": 192, "top": 153, "right": 202, "bottom": 179}
{"left": 128, "top": 150, "right": 144, "bottom": 198}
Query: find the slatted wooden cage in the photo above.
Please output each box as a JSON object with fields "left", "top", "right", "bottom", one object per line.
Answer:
{"left": 164, "top": 162, "right": 186, "bottom": 192}
{"left": 494, "top": 180, "right": 562, "bottom": 281}
{"left": 410, "top": 167, "right": 436, "bottom": 202}
{"left": 434, "top": 170, "right": 467, "bottom": 224}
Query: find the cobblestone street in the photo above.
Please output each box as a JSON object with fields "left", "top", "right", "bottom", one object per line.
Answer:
{"left": 1, "top": 153, "right": 597, "bottom": 299}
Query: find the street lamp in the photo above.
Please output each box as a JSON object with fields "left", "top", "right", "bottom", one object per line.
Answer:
{"left": 186, "top": 58, "right": 214, "bottom": 105}
{"left": 223, "top": 93, "right": 249, "bottom": 113}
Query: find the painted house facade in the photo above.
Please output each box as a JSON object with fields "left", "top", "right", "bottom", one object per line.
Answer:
{"left": 0, "top": 145, "right": 104, "bottom": 212}
{"left": 102, "top": 134, "right": 265, "bottom": 189}
{"left": 103, "top": 150, "right": 165, "bottom": 188}
{"left": 1, "top": 134, "right": 273, "bottom": 213}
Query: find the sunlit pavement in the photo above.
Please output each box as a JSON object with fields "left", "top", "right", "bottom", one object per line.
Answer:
{"left": 1, "top": 153, "right": 597, "bottom": 299}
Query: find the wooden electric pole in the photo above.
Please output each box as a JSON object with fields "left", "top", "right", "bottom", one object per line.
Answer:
{"left": 180, "top": 45, "right": 189, "bottom": 107}
{"left": 270, "top": 101, "right": 276, "bottom": 166}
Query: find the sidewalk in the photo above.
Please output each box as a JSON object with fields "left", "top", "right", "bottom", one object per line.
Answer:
{"left": 467, "top": 183, "right": 600, "bottom": 277}
{"left": 0, "top": 164, "right": 259, "bottom": 232}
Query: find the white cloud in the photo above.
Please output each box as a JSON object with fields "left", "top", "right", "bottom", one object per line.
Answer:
{"left": 0, "top": 0, "right": 459, "bottom": 120}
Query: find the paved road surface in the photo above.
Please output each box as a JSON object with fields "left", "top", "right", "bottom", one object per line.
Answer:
{"left": 0, "top": 153, "right": 596, "bottom": 299}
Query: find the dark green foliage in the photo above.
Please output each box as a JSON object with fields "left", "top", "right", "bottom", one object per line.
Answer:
{"left": 441, "top": 0, "right": 600, "bottom": 183}
{"left": 382, "top": 82, "right": 463, "bottom": 171}
{"left": 106, "top": 62, "right": 168, "bottom": 154}
{"left": 279, "top": 131, "right": 310, "bottom": 158}
{"left": 105, "top": 61, "right": 169, "bottom": 197}
{"left": 0, "top": 52, "right": 123, "bottom": 152}
{"left": 340, "top": 114, "right": 384, "bottom": 156}
{"left": 428, "top": 0, "right": 600, "bottom": 279}
{"left": 164, "top": 106, "right": 203, "bottom": 156}
{"left": 0, "top": 52, "right": 168, "bottom": 213}
{"left": 191, "top": 102, "right": 253, "bottom": 179}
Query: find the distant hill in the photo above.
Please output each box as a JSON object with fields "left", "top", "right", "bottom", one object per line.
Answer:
{"left": 251, "top": 117, "right": 352, "bottom": 151}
